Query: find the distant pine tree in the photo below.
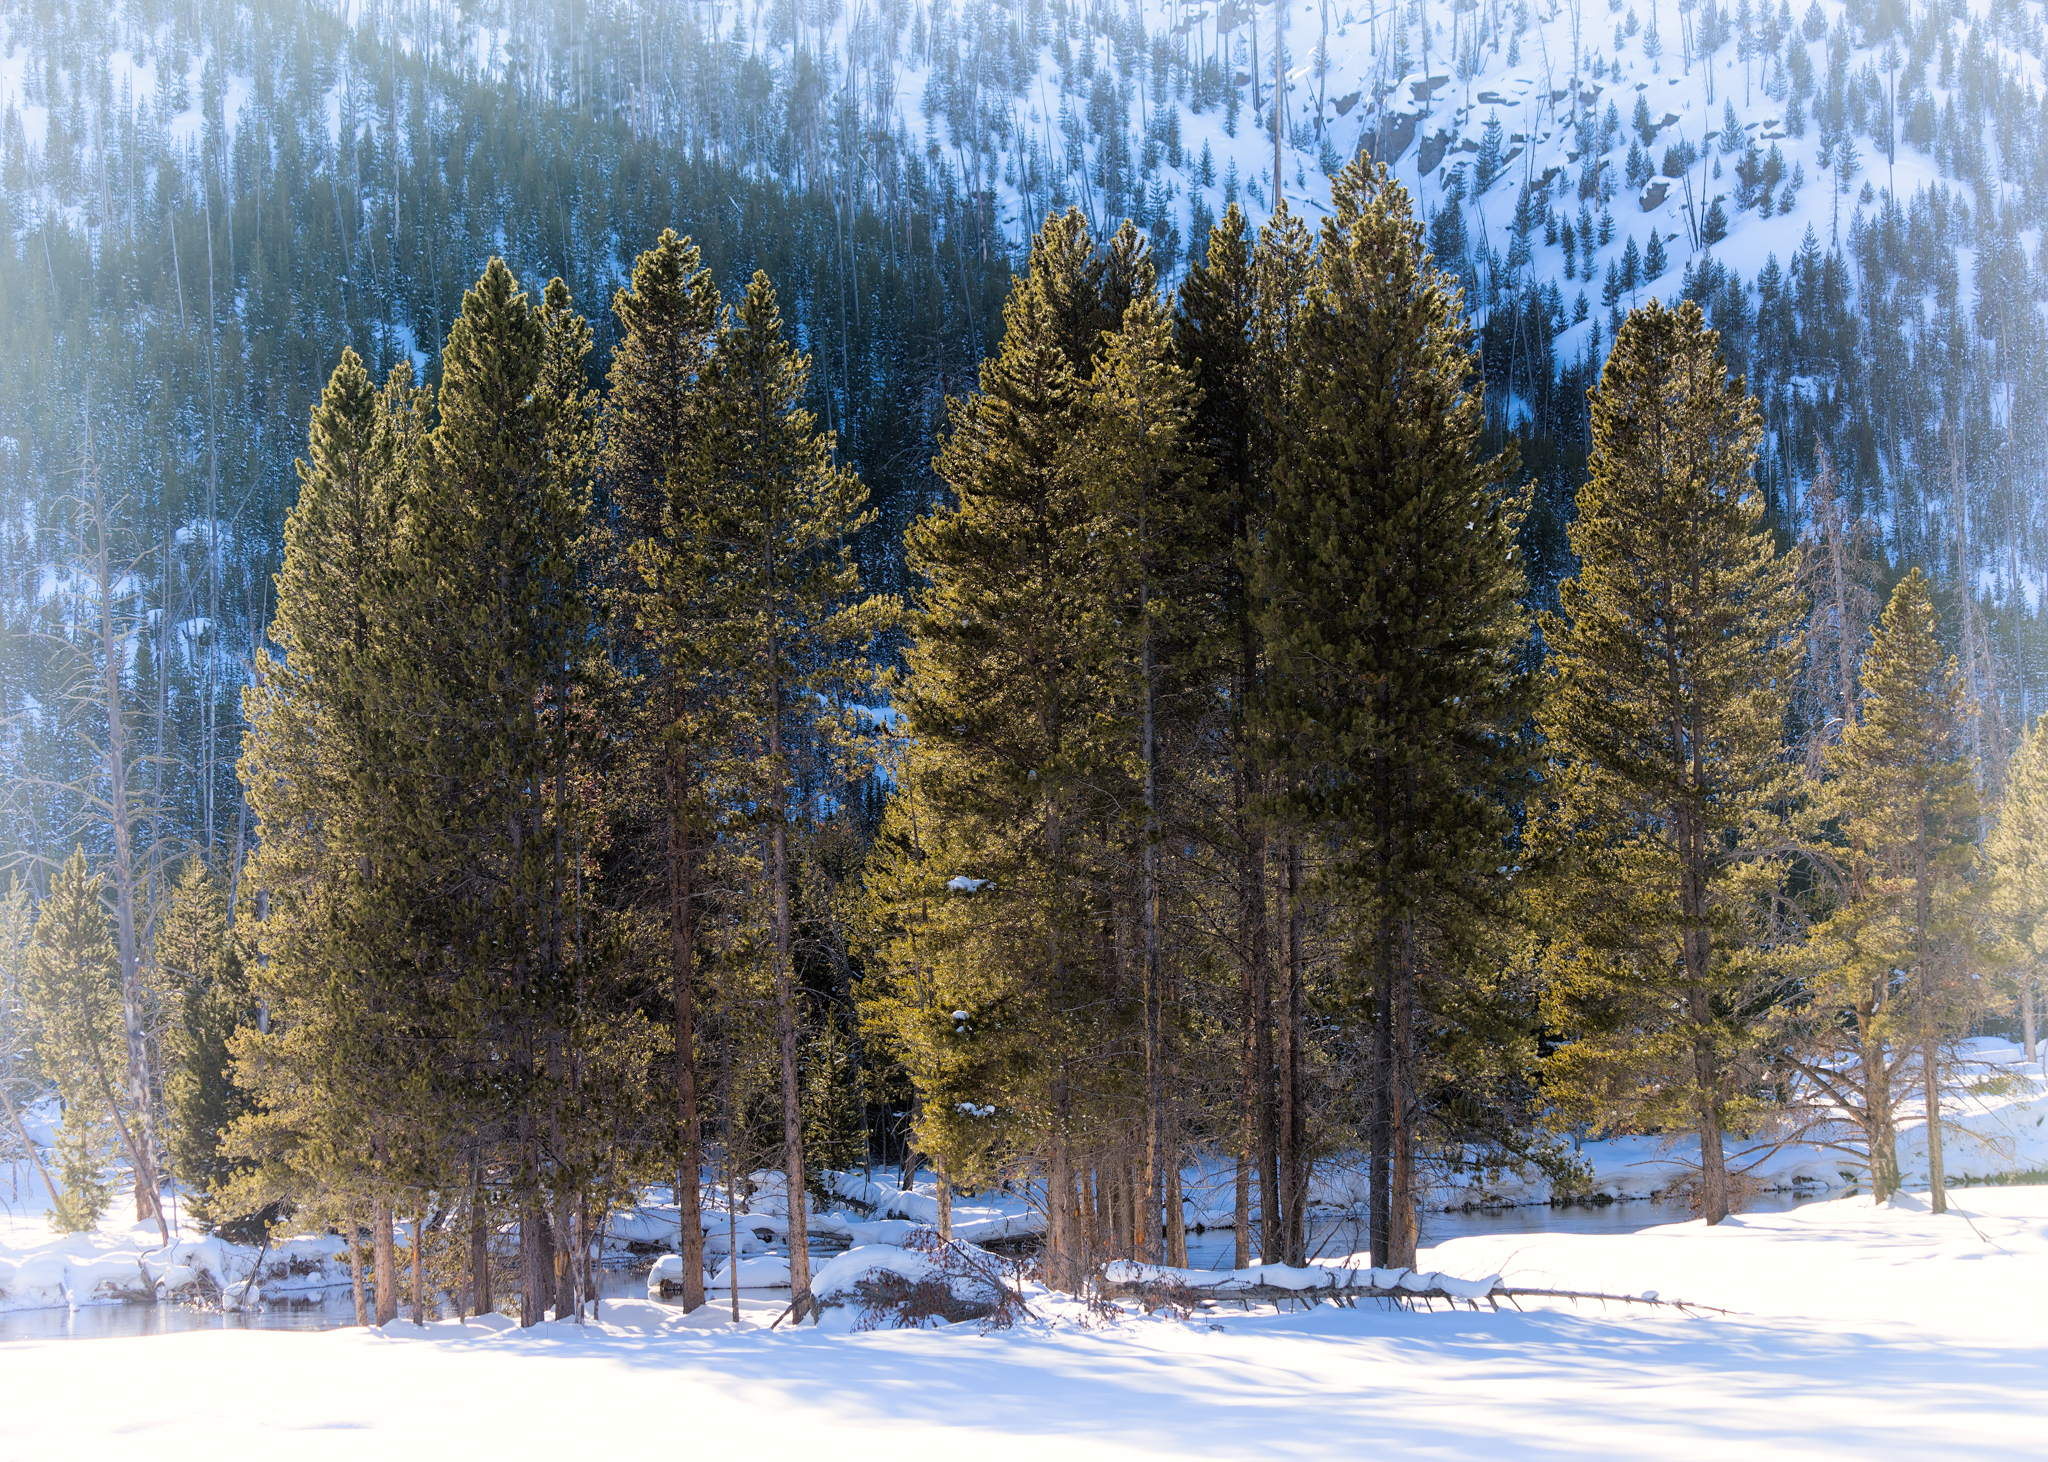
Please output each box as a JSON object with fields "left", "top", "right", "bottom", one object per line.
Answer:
{"left": 157, "top": 860, "right": 258, "bottom": 1238}
{"left": 25, "top": 850, "right": 124, "bottom": 1233}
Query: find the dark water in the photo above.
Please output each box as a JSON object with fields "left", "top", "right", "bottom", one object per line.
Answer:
{"left": 0, "top": 1189, "right": 1833, "bottom": 1342}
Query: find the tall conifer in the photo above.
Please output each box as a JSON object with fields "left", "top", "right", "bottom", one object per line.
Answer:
{"left": 1536, "top": 299, "right": 1801, "bottom": 1225}
{"left": 669, "top": 270, "right": 884, "bottom": 1316}
{"left": 601, "top": 229, "right": 723, "bottom": 1312}
{"left": 1808, "top": 570, "right": 1979, "bottom": 1209}
{"left": 1258, "top": 162, "right": 1530, "bottom": 1267}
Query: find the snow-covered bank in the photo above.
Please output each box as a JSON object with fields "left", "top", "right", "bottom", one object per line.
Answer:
{"left": 6, "top": 1189, "right": 2047, "bottom": 1460}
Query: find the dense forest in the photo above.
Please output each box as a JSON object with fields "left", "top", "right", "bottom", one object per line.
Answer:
{"left": 0, "top": 0, "right": 2044, "bottom": 1325}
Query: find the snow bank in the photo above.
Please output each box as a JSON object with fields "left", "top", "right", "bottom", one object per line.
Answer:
{"left": 12, "top": 1187, "right": 2048, "bottom": 1460}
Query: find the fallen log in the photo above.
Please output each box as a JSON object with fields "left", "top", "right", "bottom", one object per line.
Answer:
{"left": 1096, "top": 1260, "right": 1732, "bottom": 1316}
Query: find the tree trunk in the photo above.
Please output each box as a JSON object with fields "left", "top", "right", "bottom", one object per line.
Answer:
{"left": 1853, "top": 1008, "right": 1901, "bottom": 1201}
{"left": 1369, "top": 911, "right": 1393, "bottom": 1267}
{"left": 2023, "top": 975, "right": 2039, "bottom": 1067}
{"left": 1255, "top": 889, "right": 1278, "bottom": 1263}
{"left": 348, "top": 1204, "right": 368, "bottom": 1327}
{"left": 770, "top": 815, "right": 812, "bottom": 1314}
{"left": 1387, "top": 915, "right": 1419, "bottom": 1268}
{"left": 411, "top": 1207, "right": 426, "bottom": 1326}
{"left": 372, "top": 1195, "right": 398, "bottom": 1325}
{"left": 468, "top": 1170, "right": 490, "bottom": 1319}
{"left": 1280, "top": 840, "right": 1308, "bottom": 1265}
{"left": 1046, "top": 1082, "right": 1078, "bottom": 1292}
{"left": 936, "top": 1159, "right": 953, "bottom": 1243}
{"left": 1141, "top": 625, "right": 1164, "bottom": 1265}
{"left": 669, "top": 744, "right": 706, "bottom": 1312}
{"left": 1679, "top": 800, "right": 1731, "bottom": 1224}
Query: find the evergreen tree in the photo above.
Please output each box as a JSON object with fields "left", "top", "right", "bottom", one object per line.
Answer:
{"left": 24, "top": 850, "right": 125, "bottom": 1232}
{"left": 1990, "top": 720, "right": 2048, "bottom": 1065}
{"left": 1535, "top": 299, "right": 1801, "bottom": 1226}
{"left": 157, "top": 860, "right": 256, "bottom": 1236}
{"left": 1807, "top": 570, "right": 1979, "bottom": 1208}
{"left": 1078, "top": 279, "right": 1210, "bottom": 1263}
{"left": 670, "top": 269, "right": 886, "bottom": 1317}
{"left": 901, "top": 210, "right": 1122, "bottom": 1290}
{"left": 600, "top": 228, "right": 724, "bottom": 1314}
{"left": 236, "top": 345, "right": 421, "bottom": 1325}
{"left": 1259, "top": 162, "right": 1531, "bottom": 1268}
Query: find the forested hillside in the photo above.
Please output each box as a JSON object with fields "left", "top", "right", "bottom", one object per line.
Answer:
{"left": 0, "top": 0, "right": 2044, "bottom": 1324}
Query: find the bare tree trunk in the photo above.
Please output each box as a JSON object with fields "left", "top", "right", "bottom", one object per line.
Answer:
{"left": 1387, "top": 916, "right": 1418, "bottom": 1268}
{"left": 2024, "top": 975, "right": 2040, "bottom": 1067}
{"left": 411, "top": 1207, "right": 426, "bottom": 1326}
{"left": 936, "top": 1158, "right": 953, "bottom": 1242}
{"left": 1046, "top": 1082, "right": 1077, "bottom": 1292}
{"left": 668, "top": 736, "right": 706, "bottom": 1312}
{"left": 1916, "top": 841, "right": 1947, "bottom": 1214}
{"left": 759, "top": 599, "right": 814, "bottom": 1316}
{"left": 468, "top": 1167, "right": 490, "bottom": 1320}
{"left": 1140, "top": 624, "right": 1164, "bottom": 1265}
{"left": 1281, "top": 842, "right": 1308, "bottom": 1264}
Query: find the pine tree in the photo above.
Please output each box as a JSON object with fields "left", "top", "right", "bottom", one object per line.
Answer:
{"left": 1809, "top": 570, "right": 1980, "bottom": 1208}
{"left": 236, "top": 345, "right": 421, "bottom": 1324}
{"left": 670, "top": 269, "right": 885, "bottom": 1317}
{"left": 600, "top": 228, "right": 723, "bottom": 1313}
{"left": 157, "top": 860, "right": 256, "bottom": 1236}
{"left": 24, "top": 850, "right": 125, "bottom": 1232}
{"left": 1077, "top": 281, "right": 1210, "bottom": 1264}
{"left": 900, "top": 210, "right": 1122, "bottom": 1290}
{"left": 1990, "top": 720, "right": 2048, "bottom": 1065}
{"left": 1535, "top": 299, "right": 1801, "bottom": 1226}
{"left": 1259, "top": 162, "right": 1531, "bottom": 1268}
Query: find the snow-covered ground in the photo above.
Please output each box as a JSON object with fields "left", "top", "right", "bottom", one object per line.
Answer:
{"left": 5, "top": 1187, "right": 2046, "bottom": 1460}
{"left": 5, "top": 1036, "right": 2043, "bottom": 1321}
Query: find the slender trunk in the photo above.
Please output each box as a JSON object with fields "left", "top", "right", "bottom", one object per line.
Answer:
{"left": 770, "top": 812, "right": 811, "bottom": 1311}
{"left": 669, "top": 725, "right": 706, "bottom": 1312}
{"left": 1916, "top": 833, "right": 1946, "bottom": 1213}
{"left": 2024, "top": 976, "right": 2039, "bottom": 1067}
{"left": 1254, "top": 871, "right": 1278, "bottom": 1263}
{"left": 348, "top": 1204, "right": 368, "bottom": 1328}
{"left": 411, "top": 1207, "right": 426, "bottom": 1326}
{"left": 1678, "top": 800, "right": 1731, "bottom": 1223}
{"left": 936, "top": 1158, "right": 953, "bottom": 1242}
{"left": 88, "top": 464, "right": 166, "bottom": 1242}
{"left": 1163, "top": 1135, "right": 1187, "bottom": 1266}
{"left": 1046, "top": 1076, "right": 1077, "bottom": 1292}
{"left": 1281, "top": 840, "right": 1308, "bottom": 1265}
{"left": 0, "top": 1080, "right": 59, "bottom": 1211}
{"left": 1140, "top": 623, "right": 1164, "bottom": 1265}
{"left": 1387, "top": 915, "right": 1417, "bottom": 1268}
{"left": 469, "top": 1161, "right": 490, "bottom": 1319}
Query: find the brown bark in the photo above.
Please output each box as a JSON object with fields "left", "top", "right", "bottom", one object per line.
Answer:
{"left": 468, "top": 1176, "right": 490, "bottom": 1319}
{"left": 372, "top": 1195, "right": 398, "bottom": 1325}
{"left": 347, "top": 1203, "right": 368, "bottom": 1327}
{"left": 1279, "top": 840, "right": 1308, "bottom": 1264}
{"left": 1387, "top": 917, "right": 1417, "bottom": 1268}
{"left": 411, "top": 1208, "right": 426, "bottom": 1327}
{"left": 1045, "top": 1086, "right": 1079, "bottom": 1292}
{"left": 668, "top": 743, "right": 706, "bottom": 1312}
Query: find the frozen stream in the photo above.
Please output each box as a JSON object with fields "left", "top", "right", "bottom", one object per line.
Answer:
{"left": 0, "top": 1190, "right": 1845, "bottom": 1342}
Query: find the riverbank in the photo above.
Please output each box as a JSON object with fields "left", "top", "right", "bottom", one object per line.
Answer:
{"left": 4, "top": 1188, "right": 2044, "bottom": 1460}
